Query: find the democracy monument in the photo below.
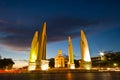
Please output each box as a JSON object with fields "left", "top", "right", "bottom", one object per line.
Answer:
{"left": 28, "top": 22, "right": 49, "bottom": 71}
{"left": 28, "top": 21, "right": 91, "bottom": 71}
{"left": 80, "top": 30, "right": 92, "bottom": 69}
{"left": 68, "top": 36, "right": 75, "bottom": 69}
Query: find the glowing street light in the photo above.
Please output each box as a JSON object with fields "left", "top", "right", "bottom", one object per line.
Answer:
{"left": 100, "top": 52, "right": 104, "bottom": 56}
{"left": 100, "top": 52, "right": 105, "bottom": 61}
{"left": 113, "top": 63, "right": 118, "bottom": 67}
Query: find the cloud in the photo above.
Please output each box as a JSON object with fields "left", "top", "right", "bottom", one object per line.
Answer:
{"left": 0, "top": 16, "right": 119, "bottom": 51}
{"left": 0, "top": 20, "right": 36, "bottom": 51}
{"left": 0, "top": 19, "right": 8, "bottom": 24}
{"left": 46, "top": 16, "right": 103, "bottom": 42}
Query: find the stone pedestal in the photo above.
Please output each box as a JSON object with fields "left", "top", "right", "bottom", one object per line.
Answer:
{"left": 80, "top": 61, "right": 92, "bottom": 70}
{"left": 28, "top": 62, "right": 36, "bottom": 71}
{"left": 41, "top": 60, "right": 49, "bottom": 70}
{"left": 70, "top": 64, "right": 75, "bottom": 69}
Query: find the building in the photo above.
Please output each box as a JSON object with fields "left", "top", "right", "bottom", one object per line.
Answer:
{"left": 91, "top": 51, "right": 120, "bottom": 68}
{"left": 91, "top": 56, "right": 101, "bottom": 67}
{"left": 55, "top": 50, "right": 65, "bottom": 68}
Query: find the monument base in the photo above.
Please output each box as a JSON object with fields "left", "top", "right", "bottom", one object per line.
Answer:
{"left": 28, "top": 62, "right": 36, "bottom": 71}
{"left": 35, "top": 60, "right": 41, "bottom": 70}
{"left": 35, "top": 60, "right": 49, "bottom": 70}
{"left": 70, "top": 64, "right": 75, "bottom": 69}
{"left": 80, "top": 61, "right": 92, "bottom": 70}
{"left": 41, "top": 60, "right": 49, "bottom": 70}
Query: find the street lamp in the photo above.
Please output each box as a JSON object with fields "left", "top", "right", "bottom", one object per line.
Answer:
{"left": 100, "top": 52, "right": 105, "bottom": 61}
{"left": 113, "top": 63, "right": 118, "bottom": 67}
{"left": 99, "top": 52, "right": 105, "bottom": 69}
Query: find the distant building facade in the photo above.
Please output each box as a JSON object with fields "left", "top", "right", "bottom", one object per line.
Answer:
{"left": 54, "top": 50, "right": 65, "bottom": 68}
{"left": 91, "top": 51, "right": 120, "bottom": 68}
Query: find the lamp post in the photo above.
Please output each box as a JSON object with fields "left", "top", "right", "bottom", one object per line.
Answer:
{"left": 99, "top": 52, "right": 105, "bottom": 69}
{"left": 113, "top": 63, "right": 118, "bottom": 67}
{"left": 100, "top": 52, "right": 104, "bottom": 61}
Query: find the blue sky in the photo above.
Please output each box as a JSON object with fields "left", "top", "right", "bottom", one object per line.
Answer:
{"left": 0, "top": 0, "right": 120, "bottom": 67}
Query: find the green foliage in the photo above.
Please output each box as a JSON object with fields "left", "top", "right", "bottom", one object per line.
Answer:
{"left": 48, "top": 58, "right": 54, "bottom": 68}
{"left": 74, "top": 60, "right": 79, "bottom": 68}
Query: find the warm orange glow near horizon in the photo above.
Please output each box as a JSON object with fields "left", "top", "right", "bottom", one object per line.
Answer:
{"left": 13, "top": 61, "right": 28, "bottom": 68}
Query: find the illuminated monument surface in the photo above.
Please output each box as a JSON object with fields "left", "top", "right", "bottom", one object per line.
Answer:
{"left": 68, "top": 36, "right": 75, "bottom": 69}
{"left": 80, "top": 30, "right": 92, "bottom": 69}
{"left": 28, "top": 22, "right": 49, "bottom": 71}
{"left": 28, "top": 31, "right": 38, "bottom": 70}
{"left": 28, "top": 21, "right": 92, "bottom": 71}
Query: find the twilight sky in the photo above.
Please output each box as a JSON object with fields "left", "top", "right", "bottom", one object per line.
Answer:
{"left": 0, "top": 0, "right": 120, "bottom": 68}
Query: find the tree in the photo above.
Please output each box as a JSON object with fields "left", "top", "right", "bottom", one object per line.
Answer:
{"left": 48, "top": 58, "right": 54, "bottom": 68}
{"left": 0, "top": 58, "right": 14, "bottom": 70}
